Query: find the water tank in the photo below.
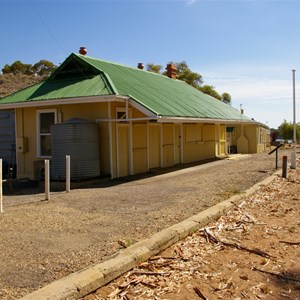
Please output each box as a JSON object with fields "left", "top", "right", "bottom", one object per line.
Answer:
{"left": 51, "top": 118, "right": 100, "bottom": 180}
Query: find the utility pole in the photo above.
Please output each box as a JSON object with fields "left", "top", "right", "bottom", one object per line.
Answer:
{"left": 291, "top": 69, "right": 297, "bottom": 169}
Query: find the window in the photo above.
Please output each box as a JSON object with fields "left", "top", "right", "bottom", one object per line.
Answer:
{"left": 37, "top": 109, "right": 57, "bottom": 157}
{"left": 116, "top": 107, "right": 127, "bottom": 120}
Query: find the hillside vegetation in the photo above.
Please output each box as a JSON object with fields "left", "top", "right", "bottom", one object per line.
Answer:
{"left": 0, "top": 59, "right": 56, "bottom": 98}
{"left": 0, "top": 73, "right": 44, "bottom": 98}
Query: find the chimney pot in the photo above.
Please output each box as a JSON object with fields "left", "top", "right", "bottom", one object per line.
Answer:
{"left": 166, "top": 63, "right": 177, "bottom": 79}
{"left": 79, "top": 47, "right": 87, "bottom": 55}
{"left": 137, "top": 63, "right": 144, "bottom": 70}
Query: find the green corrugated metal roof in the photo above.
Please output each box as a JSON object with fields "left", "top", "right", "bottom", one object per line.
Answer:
{"left": 0, "top": 75, "right": 111, "bottom": 104}
{"left": 77, "top": 54, "right": 250, "bottom": 120}
{"left": 0, "top": 53, "right": 251, "bottom": 121}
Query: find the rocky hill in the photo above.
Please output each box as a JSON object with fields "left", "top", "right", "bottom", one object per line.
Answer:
{"left": 0, "top": 73, "right": 45, "bottom": 98}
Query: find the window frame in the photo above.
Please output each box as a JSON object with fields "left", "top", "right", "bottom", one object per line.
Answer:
{"left": 116, "top": 107, "right": 131, "bottom": 121}
{"left": 36, "top": 109, "right": 57, "bottom": 158}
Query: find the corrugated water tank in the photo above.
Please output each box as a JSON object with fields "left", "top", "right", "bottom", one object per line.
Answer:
{"left": 51, "top": 118, "right": 100, "bottom": 180}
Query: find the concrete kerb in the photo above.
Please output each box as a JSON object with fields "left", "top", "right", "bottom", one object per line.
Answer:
{"left": 20, "top": 170, "right": 281, "bottom": 300}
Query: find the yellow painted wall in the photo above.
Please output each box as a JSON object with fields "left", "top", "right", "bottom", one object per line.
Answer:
{"left": 132, "top": 124, "right": 148, "bottom": 174}
{"left": 183, "top": 124, "right": 203, "bottom": 163}
{"left": 148, "top": 124, "right": 160, "bottom": 169}
{"left": 244, "top": 125, "right": 257, "bottom": 153}
{"left": 16, "top": 107, "right": 40, "bottom": 179}
{"left": 219, "top": 124, "right": 226, "bottom": 155}
{"left": 182, "top": 123, "right": 217, "bottom": 162}
{"left": 230, "top": 124, "right": 269, "bottom": 154}
{"left": 16, "top": 102, "right": 109, "bottom": 180}
{"left": 203, "top": 124, "right": 216, "bottom": 159}
{"left": 174, "top": 124, "right": 181, "bottom": 164}
{"left": 117, "top": 124, "right": 129, "bottom": 177}
{"left": 257, "top": 126, "right": 270, "bottom": 153}
{"left": 162, "top": 124, "right": 174, "bottom": 167}
{"left": 15, "top": 98, "right": 268, "bottom": 180}
{"left": 61, "top": 102, "right": 108, "bottom": 122}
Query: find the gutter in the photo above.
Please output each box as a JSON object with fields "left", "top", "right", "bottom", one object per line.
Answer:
{"left": 156, "top": 116, "right": 258, "bottom": 125}
{"left": 0, "top": 95, "right": 129, "bottom": 110}
{"left": 0, "top": 95, "right": 261, "bottom": 126}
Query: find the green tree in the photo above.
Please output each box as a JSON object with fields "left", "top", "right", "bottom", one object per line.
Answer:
{"left": 278, "top": 120, "right": 300, "bottom": 140}
{"left": 153, "top": 60, "right": 231, "bottom": 103}
{"left": 2, "top": 60, "right": 33, "bottom": 75}
{"left": 2, "top": 64, "right": 11, "bottom": 74}
{"left": 2, "top": 59, "right": 56, "bottom": 77}
{"left": 198, "top": 85, "right": 222, "bottom": 100}
{"left": 32, "top": 60, "right": 56, "bottom": 76}
{"left": 146, "top": 63, "right": 162, "bottom": 74}
{"left": 166, "top": 61, "right": 203, "bottom": 88}
{"left": 221, "top": 92, "right": 232, "bottom": 105}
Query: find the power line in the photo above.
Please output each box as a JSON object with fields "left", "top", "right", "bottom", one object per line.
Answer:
{"left": 27, "top": 0, "right": 67, "bottom": 56}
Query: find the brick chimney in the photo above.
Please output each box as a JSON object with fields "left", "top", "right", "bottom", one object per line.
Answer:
{"left": 137, "top": 63, "right": 144, "bottom": 70}
{"left": 166, "top": 63, "right": 177, "bottom": 79}
{"left": 79, "top": 47, "right": 87, "bottom": 55}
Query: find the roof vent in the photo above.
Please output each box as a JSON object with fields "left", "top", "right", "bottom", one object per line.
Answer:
{"left": 137, "top": 63, "right": 144, "bottom": 70}
{"left": 166, "top": 63, "right": 177, "bottom": 79}
{"left": 79, "top": 47, "right": 87, "bottom": 55}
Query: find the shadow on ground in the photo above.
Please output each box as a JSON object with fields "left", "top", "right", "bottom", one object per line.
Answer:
{"left": 4, "top": 157, "right": 222, "bottom": 196}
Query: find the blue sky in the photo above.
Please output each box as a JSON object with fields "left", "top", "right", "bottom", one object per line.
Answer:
{"left": 1, "top": 0, "right": 300, "bottom": 129}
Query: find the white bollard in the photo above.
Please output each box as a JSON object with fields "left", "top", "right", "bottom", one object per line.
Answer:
{"left": 45, "top": 159, "right": 50, "bottom": 201}
{"left": 66, "top": 155, "right": 70, "bottom": 193}
{"left": 0, "top": 159, "right": 3, "bottom": 213}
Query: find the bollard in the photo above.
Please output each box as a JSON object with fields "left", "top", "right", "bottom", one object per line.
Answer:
{"left": 282, "top": 156, "right": 288, "bottom": 178}
{"left": 66, "top": 155, "right": 70, "bottom": 193}
{"left": 45, "top": 159, "right": 50, "bottom": 200}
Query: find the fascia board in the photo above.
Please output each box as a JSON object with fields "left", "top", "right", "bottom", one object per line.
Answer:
{"left": 157, "top": 116, "right": 258, "bottom": 125}
{"left": 0, "top": 95, "right": 128, "bottom": 110}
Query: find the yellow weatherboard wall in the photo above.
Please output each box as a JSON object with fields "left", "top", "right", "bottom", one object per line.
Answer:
{"left": 148, "top": 124, "right": 160, "bottom": 169}
{"left": 132, "top": 124, "right": 147, "bottom": 174}
{"left": 162, "top": 124, "right": 174, "bottom": 167}
{"left": 15, "top": 102, "right": 109, "bottom": 180}
{"left": 14, "top": 100, "right": 268, "bottom": 181}
{"left": 183, "top": 124, "right": 203, "bottom": 163}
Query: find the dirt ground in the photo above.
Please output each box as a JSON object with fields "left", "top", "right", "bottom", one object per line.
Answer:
{"left": 84, "top": 157, "right": 300, "bottom": 300}
{"left": 0, "top": 149, "right": 295, "bottom": 299}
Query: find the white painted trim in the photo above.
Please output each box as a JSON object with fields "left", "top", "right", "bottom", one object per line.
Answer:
{"left": 96, "top": 117, "right": 159, "bottom": 122}
{"left": 36, "top": 108, "right": 57, "bottom": 158}
{"left": 216, "top": 124, "right": 219, "bottom": 156}
{"left": 116, "top": 123, "right": 129, "bottom": 178}
{"left": 116, "top": 124, "right": 120, "bottom": 178}
{"left": 157, "top": 116, "right": 257, "bottom": 125}
{"left": 126, "top": 99, "right": 129, "bottom": 120}
{"left": 128, "top": 98, "right": 157, "bottom": 117}
{"left": 173, "top": 125, "right": 176, "bottom": 165}
{"left": 160, "top": 124, "right": 163, "bottom": 168}
{"left": 129, "top": 121, "right": 133, "bottom": 175}
{"left": 146, "top": 124, "right": 150, "bottom": 172}
{"left": 180, "top": 123, "right": 184, "bottom": 163}
{"left": 108, "top": 103, "right": 114, "bottom": 179}
{"left": 0, "top": 95, "right": 127, "bottom": 110}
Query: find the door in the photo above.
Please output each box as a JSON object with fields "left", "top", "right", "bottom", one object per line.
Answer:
{"left": 174, "top": 124, "right": 181, "bottom": 164}
{"left": 117, "top": 124, "right": 129, "bottom": 177}
{"left": 148, "top": 124, "right": 160, "bottom": 169}
{"left": 0, "top": 110, "right": 16, "bottom": 178}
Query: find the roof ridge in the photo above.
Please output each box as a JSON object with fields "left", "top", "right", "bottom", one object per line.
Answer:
{"left": 71, "top": 53, "right": 118, "bottom": 94}
{"left": 73, "top": 53, "right": 177, "bottom": 81}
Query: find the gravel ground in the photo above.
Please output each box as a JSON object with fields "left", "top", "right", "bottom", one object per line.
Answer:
{"left": 88, "top": 159, "right": 300, "bottom": 300}
{"left": 0, "top": 150, "right": 290, "bottom": 299}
